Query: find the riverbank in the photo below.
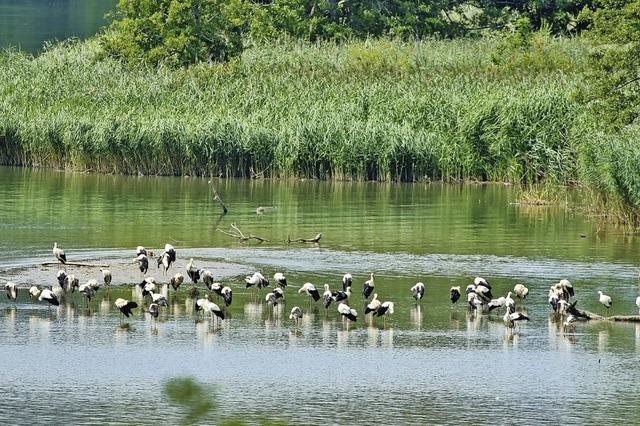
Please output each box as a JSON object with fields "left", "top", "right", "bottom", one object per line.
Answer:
{"left": 0, "top": 37, "right": 638, "bottom": 222}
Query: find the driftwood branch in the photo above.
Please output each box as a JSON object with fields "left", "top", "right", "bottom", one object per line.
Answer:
{"left": 288, "top": 233, "right": 322, "bottom": 244}
{"left": 41, "top": 261, "right": 110, "bottom": 267}
{"left": 567, "top": 302, "right": 640, "bottom": 322}
{"left": 216, "top": 223, "right": 267, "bottom": 243}
{"left": 209, "top": 181, "right": 228, "bottom": 215}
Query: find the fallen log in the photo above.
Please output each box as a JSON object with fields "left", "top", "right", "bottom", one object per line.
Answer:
{"left": 287, "top": 233, "right": 322, "bottom": 244}
{"left": 41, "top": 262, "right": 110, "bottom": 268}
{"left": 216, "top": 223, "right": 267, "bottom": 243}
{"left": 567, "top": 303, "right": 640, "bottom": 322}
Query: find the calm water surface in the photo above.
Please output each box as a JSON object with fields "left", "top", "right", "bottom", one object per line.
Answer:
{"left": 0, "top": 0, "right": 114, "bottom": 52}
{"left": 1, "top": 166, "right": 640, "bottom": 424}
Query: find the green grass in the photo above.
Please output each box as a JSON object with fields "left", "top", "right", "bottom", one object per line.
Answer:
{"left": 0, "top": 35, "right": 637, "bottom": 222}
{"left": 0, "top": 37, "right": 584, "bottom": 182}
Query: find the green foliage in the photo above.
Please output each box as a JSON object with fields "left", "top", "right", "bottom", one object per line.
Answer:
{"left": 490, "top": 20, "right": 587, "bottom": 74}
{"left": 579, "top": 0, "right": 640, "bottom": 128}
{"left": 0, "top": 37, "right": 584, "bottom": 185}
{"left": 100, "top": 0, "right": 244, "bottom": 67}
{"left": 164, "top": 377, "right": 216, "bottom": 425}
{"left": 163, "top": 377, "right": 286, "bottom": 425}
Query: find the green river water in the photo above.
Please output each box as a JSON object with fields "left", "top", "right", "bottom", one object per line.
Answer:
{"left": 1, "top": 166, "right": 640, "bottom": 424}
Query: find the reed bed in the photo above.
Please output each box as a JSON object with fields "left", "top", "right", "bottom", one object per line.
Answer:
{"left": 0, "top": 37, "right": 586, "bottom": 184}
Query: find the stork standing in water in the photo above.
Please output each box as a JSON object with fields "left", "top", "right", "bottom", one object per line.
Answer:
{"left": 101, "top": 269, "right": 112, "bottom": 286}
{"left": 148, "top": 303, "right": 160, "bottom": 330}
{"left": 136, "top": 254, "right": 149, "bottom": 275}
{"left": 158, "top": 252, "right": 172, "bottom": 275}
{"left": 342, "top": 273, "right": 353, "bottom": 292}
{"left": 450, "top": 286, "right": 461, "bottom": 305}
{"left": 598, "top": 291, "right": 612, "bottom": 314}
{"left": 322, "top": 284, "right": 333, "bottom": 309}
{"left": 202, "top": 270, "right": 215, "bottom": 289}
{"left": 338, "top": 302, "right": 357, "bottom": 322}
{"left": 158, "top": 244, "right": 176, "bottom": 273}
{"left": 221, "top": 286, "right": 233, "bottom": 307}
{"left": 64, "top": 275, "right": 79, "bottom": 293}
{"left": 289, "top": 306, "right": 303, "bottom": 324}
{"left": 503, "top": 308, "right": 529, "bottom": 333}
{"left": 487, "top": 297, "right": 506, "bottom": 313}
{"left": 636, "top": 296, "right": 640, "bottom": 314}
{"left": 53, "top": 242, "right": 66, "bottom": 265}
{"left": 375, "top": 301, "right": 394, "bottom": 326}
{"left": 186, "top": 258, "right": 200, "bottom": 284}
{"left": 513, "top": 283, "right": 529, "bottom": 299}
{"left": 274, "top": 272, "right": 287, "bottom": 290}
{"left": 29, "top": 286, "right": 41, "bottom": 300}
{"left": 411, "top": 282, "right": 425, "bottom": 303}
{"left": 140, "top": 277, "right": 158, "bottom": 296}
{"left": 5, "top": 282, "right": 17, "bottom": 301}
{"left": 203, "top": 294, "right": 225, "bottom": 327}
{"left": 56, "top": 270, "right": 67, "bottom": 289}
{"left": 245, "top": 272, "right": 269, "bottom": 295}
{"left": 332, "top": 287, "right": 351, "bottom": 303}
{"left": 265, "top": 291, "right": 279, "bottom": 308}
{"left": 563, "top": 314, "right": 577, "bottom": 332}
{"left": 473, "top": 277, "right": 493, "bottom": 303}
{"left": 365, "top": 294, "right": 381, "bottom": 316}
{"left": 39, "top": 288, "right": 60, "bottom": 311}
{"left": 505, "top": 292, "right": 516, "bottom": 313}
{"left": 78, "top": 283, "right": 96, "bottom": 307}
{"left": 149, "top": 291, "right": 168, "bottom": 307}
{"left": 115, "top": 298, "right": 138, "bottom": 322}
{"left": 362, "top": 273, "right": 375, "bottom": 300}
{"left": 170, "top": 273, "right": 184, "bottom": 292}
{"left": 298, "top": 282, "right": 320, "bottom": 305}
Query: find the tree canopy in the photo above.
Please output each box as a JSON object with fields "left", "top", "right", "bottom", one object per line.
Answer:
{"left": 101, "top": 0, "right": 597, "bottom": 67}
{"left": 580, "top": 0, "right": 640, "bottom": 128}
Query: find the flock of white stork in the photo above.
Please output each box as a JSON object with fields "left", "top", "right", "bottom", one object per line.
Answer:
{"left": 3, "top": 242, "right": 639, "bottom": 333}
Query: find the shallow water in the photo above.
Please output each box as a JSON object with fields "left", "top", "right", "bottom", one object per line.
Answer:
{"left": 1, "top": 166, "right": 639, "bottom": 424}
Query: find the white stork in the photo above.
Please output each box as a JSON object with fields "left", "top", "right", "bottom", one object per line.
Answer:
{"left": 29, "top": 286, "right": 41, "bottom": 300}
{"left": 136, "top": 254, "right": 149, "bottom": 275}
{"left": 39, "top": 288, "right": 60, "bottom": 310}
{"left": 342, "top": 273, "right": 353, "bottom": 291}
{"left": 221, "top": 286, "right": 233, "bottom": 307}
{"left": 52, "top": 242, "right": 66, "bottom": 265}
{"left": 365, "top": 293, "right": 381, "bottom": 315}
{"left": 338, "top": 302, "right": 357, "bottom": 322}
{"left": 513, "top": 283, "right": 529, "bottom": 299}
{"left": 274, "top": 272, "right": 287, "bottom": 289}
{"left": 298, "top": 282, "right": 320, "bottom": 304}
{"left": 289, "top": 306, "right": 303, "bottom": 323}
{"left": 450, "top": 286, "right": 461, "bottom": 305}
{"left": 101, "top": 269, "right": 112, "bottom": 286}
{"left": 598, "top": 291, "right": 612, "bottom": 313}
{"left": 375, "top": 301, "right": 394, "bottom": 324}
{"left": 505, "top": 292, "right": 516, "bottom": 313}
{"left": 411, "top": 282, "right": 425, "bottom": 302}
{"left": 115, "top": 298, "right": 137, "bottom": 321}
{"left": 503, "top": 308, "right": 529, "bottom": 333}
{"left": 332, "top": 287, "right": 351, "bottom": 303}
{"left": 5, "top": 282, "right": 17, "bottom": 301}
{"left": 362, "top": 273, "right": 375, "bottom": 299}
{"left": 322, "top": 284, "right": 333, "bottom": 309}
{"left": 170, "top": 273, "right": 184, "bottom": 292}
{"left": 245, "top": 272, "right": 269, "bottom": 290}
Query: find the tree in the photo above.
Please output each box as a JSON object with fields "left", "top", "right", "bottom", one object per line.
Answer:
{"left": 580, "top": 0, "right": 640, "bottom": 128}
{"left": 101, "top": 0, "right": 245, "bottom": 67}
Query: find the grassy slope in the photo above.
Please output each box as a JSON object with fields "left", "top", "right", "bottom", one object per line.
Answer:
{"left": 0, "top": 37, "right": 583, "bottom": 183}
